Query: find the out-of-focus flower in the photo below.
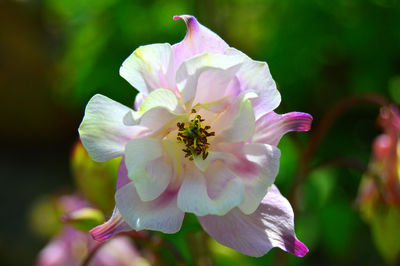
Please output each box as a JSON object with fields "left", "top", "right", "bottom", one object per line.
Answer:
{"left": 36, "top": 195, "right": 149, "bottom": 266}
{"left": 79, "top": 15, "right": 312, "bottom": 257}
{"left": 357, "top": 104, "right": 400, "bottom": 263}
{"left": 358, "top": 105, "right": 400, "bottom": 208}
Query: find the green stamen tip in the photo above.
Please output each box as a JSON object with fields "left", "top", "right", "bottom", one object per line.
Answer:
{"left": 177, "top": 109, "right": 215, "bottom": 161}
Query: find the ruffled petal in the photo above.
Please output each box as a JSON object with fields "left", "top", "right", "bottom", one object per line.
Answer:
{"left": 213, "top": 91, "right": 257, "bottom": 143}
{"left": 177, "top": 166, "right": 244, "bottom": 216}
{"left": 192, "top": 68, "right": 241, "bottom": 109}
{"left": 120, "top": 43, "right": 176, "bottom": 95}
{"left": 78, "top": 94, "right": 145, "bottom": 162}
{"left": 90, "top": 207, "right": 132, "bottom": 242}
{"left": 233, "top": 143, "right": 281, "bottom": 214}
{"left": 172, "top": 15, "right": 229, "bottom": 70}
{"left": 137, "top": 88, "right": 180, "bottom": 113}
{"left": 193, "top": 151, "right": 237, "bottom": 172}
{"left": 123, "top": 89, "right": 187, "bottom": 136}
{"left": 225, "top": 48, "right": 281, "bottom": 120}
{"left": 116, "top": 182, "right": 184, "bottom": 233}
{"left": 198, "top": 185, "right": 308, "bottom": 257}
{"left": 253, "top": 111, "right": 313, "bottom": 146}
{"left": 124, "top": 138, "right": 171, "bottom": 202}
{"left": 176, "top": 53, "right": 243, "bottom": 103}
{"left": 124, "top": 107, "right": 185, "bottom": 136}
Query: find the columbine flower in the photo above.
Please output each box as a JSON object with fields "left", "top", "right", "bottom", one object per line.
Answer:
{"left": 358, "top": 105, "right": 400, "bottom": 209}
{"left": 79, "top": 15, "right": 312, "bottom": 257}
{"left": 357, "top": 105, "right": 400, "bottom": 263}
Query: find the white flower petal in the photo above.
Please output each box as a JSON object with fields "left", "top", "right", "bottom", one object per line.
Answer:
{"left": 177, "top": 167, "right": 244, "bottom": 216}
{"left": 123, "top": 89, "right": 187, "bottom": 136}
{"left": 116, "top": 182, "right": 184, "bottom": 233}
{"left": 124, "top": 89, "right": 182, "bottom": 124}
{"left": 198, "top": 185, "right": 308, "bottom": 257}
{"left": 225, "top": 47, "right": 281, "bottom": 120}
{"left": 193, "top": 151, "right": 237, "bottom": 172}
{"left": 120, "top": 43, "right": 176, "bottom": 95}
{"left": 134, "top": 92, "right": 146, "bottom": 111}
{"left": 214, "top": 91, "right": 257, "bottom": 143}
{"left": 79, "top": 94, "right": 144, "bottom": 162}
{"left": 235, "top": 143, "right": 281, "bottom": 214}
{"left": 124, "top": 138, "right": 171, "bottom": 201}
{"left": 176, "top": 53, "right": 244, "bottom": 103}
{"left": 138, "top": 89, "right": 180, "bottom": 114}
{"left": 192, "top": 67, "right": 241, "bottom": 108}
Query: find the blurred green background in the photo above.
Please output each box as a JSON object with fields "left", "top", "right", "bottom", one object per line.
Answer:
{"left": 1, "top": 0, "right": 400, "bottom": 265}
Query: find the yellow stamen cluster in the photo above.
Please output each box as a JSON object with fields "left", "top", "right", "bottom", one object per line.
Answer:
{"left": 177, "top": 109, "right": 215, "bottom": 160}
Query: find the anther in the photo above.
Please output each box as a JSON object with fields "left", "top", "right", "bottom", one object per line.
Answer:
{"left": 177, "top": 113, "right": 214, "bottom": 161}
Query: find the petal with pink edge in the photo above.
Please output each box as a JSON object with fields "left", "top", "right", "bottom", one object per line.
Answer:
{"left": 177, "top": 166, "right": 244, "bottom": 216}
{"left": 198, "top": 185, "right": 308, "bottom": 257}
{"left": 252, "top": 111, "right": 313, "bottom": 146}
{"left": 176, "top": 53, "right": 244, "bottom": 103}
{"left": 90, "top": 207, "right": 132, "bottom": 242}
{"left": 225, "top": 47, "right": 281, "bottom": 120}
{"left": 116, "top": 182, "right": 184, "bottom": 233}
{"left": 120, "top": 43, "right": 176, "bottom": 95}
{"left": 78, "top": 94, "right": 146, "bottom": 162}
{"left": 172, "top": 15, "right": 229, "bottom": 70}
{"left": 234, "top": 143, "right": 281, "bottom": 214}
{"left": 124, "top": 138, "right": 172, "bottom": 202}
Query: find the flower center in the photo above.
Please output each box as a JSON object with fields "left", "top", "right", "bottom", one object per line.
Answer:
{"left": 177, "top": 109, "right": 215, "bottom": 161}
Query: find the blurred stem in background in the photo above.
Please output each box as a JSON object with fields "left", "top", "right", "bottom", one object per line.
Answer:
{"left": 290, "top": 93, "right": 389, "bottom": 214}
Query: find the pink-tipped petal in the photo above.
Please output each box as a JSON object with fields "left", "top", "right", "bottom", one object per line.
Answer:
{"left": 172, "top": 15, "right": 229, "bottom": 70}
{"left": 198, "top": 185, "right": 308, "bottom": 257}
{"left": 253, "top": 111, "right": 313, "bottom": 146}
{"left": 90, "top": 207, "right": 132, "bottom": 242}
{"left": 293, "top": 239, "right": 309, "bottom": 257}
